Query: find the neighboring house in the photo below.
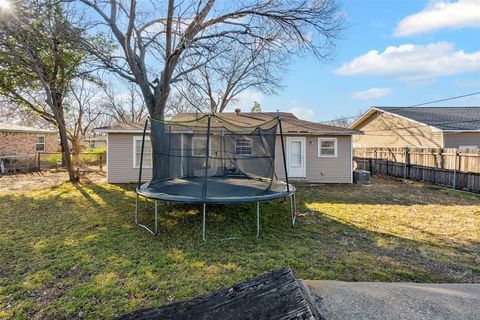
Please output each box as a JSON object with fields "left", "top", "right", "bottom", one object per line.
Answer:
{"left": 0, "top": 123, "right": 58, "bottom": 156}
{"left": 82, "top": 134, "right": 107, "bottom": 149}
{"left": 96, "top": 111, "right": 360, "bottom": 184}
{"left": 350, "top": 107, "right": 480, "bottom": 149}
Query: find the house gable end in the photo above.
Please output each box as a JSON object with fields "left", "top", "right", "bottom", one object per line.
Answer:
{"left": 351, "top": 109, "right": 444, "bottom": 148}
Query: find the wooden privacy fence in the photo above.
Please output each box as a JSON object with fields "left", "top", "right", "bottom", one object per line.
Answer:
{"left": 353, "top": 147, "right": 480, "bottom": 193}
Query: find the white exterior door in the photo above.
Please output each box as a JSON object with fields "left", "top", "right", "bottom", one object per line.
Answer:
{"left": 287, "top": 137, "right": 306, "bottom": 178}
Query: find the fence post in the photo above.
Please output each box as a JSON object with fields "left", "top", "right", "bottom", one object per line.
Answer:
{"left": 386, "top": 149, "right": 390, "bottom": 175}
{"left": 99, "top": 154, "right": 103, "bottom": 171}
{"left": 453, "top": 149, "right": 458, "bottom": 190}
{"left": 403, "top": 147, "right": 407, "bottom": 179}
{"left": 37, "top": 152, "right": 41, "bottom": 171}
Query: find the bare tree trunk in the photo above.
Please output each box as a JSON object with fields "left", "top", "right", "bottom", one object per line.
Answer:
{"left": 57, "top": 120, "right": 78, "bottom": 181}
{"left": 70, "top": 136, "right": 82, "bottom": 156}
{"left": 153, "top": 88, "right": 168, "bottom": 120}
{"left": 0, "top": 0, "right": 96, "bottom": 183}
{"left": 51, "top": 99, "right": 78, "bottom": 182}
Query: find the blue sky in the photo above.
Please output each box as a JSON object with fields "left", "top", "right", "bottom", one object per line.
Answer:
{"left": 234, "top": 0, "right": 480, "bottom": 122}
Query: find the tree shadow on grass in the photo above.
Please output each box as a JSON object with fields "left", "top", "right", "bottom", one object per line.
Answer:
{"left": 88, "top": 182, "right": 480, "bottom": 282}
{"left": 70, "top": 182, "right": 480, "bottom": 282}
{"left": 301, "top": 177, "right": 480, "bottom": 206}
{"left": 1, "top": 181, "right": 479, "bottom": 319}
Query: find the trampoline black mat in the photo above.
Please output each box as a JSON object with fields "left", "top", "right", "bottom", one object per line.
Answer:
{"left": 136, "top": 176, "right": 294, "bottom": 204}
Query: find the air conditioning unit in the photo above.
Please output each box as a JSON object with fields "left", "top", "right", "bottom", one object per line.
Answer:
{"left": 353, "top": 169, "right": 370, "bottom": 184}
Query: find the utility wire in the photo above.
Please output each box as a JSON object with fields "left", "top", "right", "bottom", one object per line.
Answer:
{"left": 319, "top": 91, "right": 480, "bottom": 125}
{"left": 281, "top": 106, "right": 480, "bottom": 135}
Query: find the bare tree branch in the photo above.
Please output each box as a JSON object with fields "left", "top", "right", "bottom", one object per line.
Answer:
{"left": 0, "top": 0, "right": 97, "bottom": 181}
{"left": 74, "top": 0, "right": 344, "bottom": 120}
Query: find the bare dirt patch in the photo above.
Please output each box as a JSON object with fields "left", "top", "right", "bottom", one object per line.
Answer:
{"left": 0, "top": 169, "right": 105, "bottom": 192}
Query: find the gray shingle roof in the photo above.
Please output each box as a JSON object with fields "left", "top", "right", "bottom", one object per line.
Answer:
{"left": 375, "top": 107, "right": 480, "bottom": 131}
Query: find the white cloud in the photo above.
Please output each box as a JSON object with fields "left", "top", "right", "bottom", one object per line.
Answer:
{"left": 334, "top": 42, "right": 480, "bottom": 81}
{"left": 453, "top": 79, "right": 480, "bottom": 88}
{"left": 288, "top": 107, "right": 316, "bottom": 121}
{"left": 351, "top": 87, "right": 393, "bottom": 100}
{"left": 227, "top": 90, "right": 265, "bottom": 112}
{"left": 286, "top": 100, "right": 316, "bottom": 121}
{"left": 394, "top": 0, "right": 480, "bottom": 37}
{"left": 285, "top": 100, "right": 316, "bottom": 121}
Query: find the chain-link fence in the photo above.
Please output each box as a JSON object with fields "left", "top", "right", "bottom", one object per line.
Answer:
{"left": 0, "top": 151, "right": 106, "bottom": 175}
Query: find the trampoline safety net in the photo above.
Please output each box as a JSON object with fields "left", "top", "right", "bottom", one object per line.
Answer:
{"left": 138, "top": 114, "right": 290, "bottom": 202}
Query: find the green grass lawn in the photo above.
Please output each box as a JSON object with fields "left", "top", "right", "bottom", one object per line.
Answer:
{"left": 0, "top": 176, "right": 479, "bottom": 319}
{"left": 41, "top": 149, "right": 106, "bottom": 167}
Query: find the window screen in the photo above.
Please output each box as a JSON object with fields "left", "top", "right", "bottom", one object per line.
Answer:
{"left": 290, "top": 141, "right": 302, "bottom": 167}
{"left": 318, "top": 138, "right": 337, "bottom": 157}
{"left": 235, "top": 138, "right": 252, "bottom": 155}
{"left": 192, "top": 137, "right": 208, "bottom": 156}
{"left": 134, "top": 137, "right": 152, "bottom": 168}
{"left": 36, "top": 135, "right": 45, "bottom": 151}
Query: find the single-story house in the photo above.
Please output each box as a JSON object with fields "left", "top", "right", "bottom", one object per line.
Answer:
{"left": 0, "top": 123, "right": 58, "bottom": 156}
{"left": 82, "top": 134, "right": 107, "bottom": 149}
{"left": 96, "top": 111, "right": 360, "bottom": 184}
{"left": 349, "top": 107, "right": 480, "bottom": 149}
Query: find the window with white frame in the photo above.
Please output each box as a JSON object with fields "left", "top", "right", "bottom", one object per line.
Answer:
{"left": 36, "top": 135, "right": 45, "bottom": 151}
{"left": 318, "top": 138, "right": 337, "bottom": 157}
{"left": 192, "top": 136, "right": 210, "bottom": 156}
{"left": 235, "top": 138, "right": 252, "bottom": 155}
{"left": 133, "top": 136, "right": 152, "bottom": 168}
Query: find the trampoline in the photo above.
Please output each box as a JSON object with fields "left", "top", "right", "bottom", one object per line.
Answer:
{"left": 135, "top": 114, "right": 296, "bottom": 240}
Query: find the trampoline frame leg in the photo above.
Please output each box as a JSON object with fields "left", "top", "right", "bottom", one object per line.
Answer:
{"left": 134, "top": 194, "right": 158, "bottom": 235}
{"left": 289, "top": 194, "right": 297, "bottom": 227}
{"left": 202, "top": 203, "right": 206, "bottom": 241}
{"left": 256, "top": 201, "right": 260, "bottom": 238}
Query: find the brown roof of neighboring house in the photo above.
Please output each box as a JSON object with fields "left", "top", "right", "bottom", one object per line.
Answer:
{"left": 0, "top": 123, "right": 56, "bottom": 134}
{"left": 96, "top": 112, "right": 360, "bottom": 135}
